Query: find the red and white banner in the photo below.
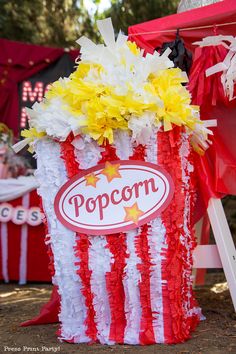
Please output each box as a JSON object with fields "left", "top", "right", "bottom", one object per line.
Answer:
{"left": 0, "top": 191, "right": 51, "bottom": 284}
{"left": 0, "top": 202, "right": 42, "bottom": 226}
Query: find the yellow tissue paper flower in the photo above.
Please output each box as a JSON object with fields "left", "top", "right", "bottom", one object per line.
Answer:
{"left": 43, "top": 61, "right": 164, "bottom": 145}
{"left": 21, "top": 128, "right": 46, "bottom": 152}
{"left": 147, "top": 68, "right": 199, "bottom": 131}
{"left": 42, "top": 61, "right": 201, "bottom": 146}
{"left": 21, "top": 128, "right": 46, "bottom": 140}
{"left": 126, "top": 41, "right": 140, "bottom": 56}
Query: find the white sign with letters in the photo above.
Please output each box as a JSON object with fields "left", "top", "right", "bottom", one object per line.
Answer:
{"left": 55, "top": 160, "right": 174, "bottom": 235}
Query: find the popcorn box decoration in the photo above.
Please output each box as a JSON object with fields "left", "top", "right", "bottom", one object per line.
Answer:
{"left": 19, "top": 19, "right": 213, "bottom": 344}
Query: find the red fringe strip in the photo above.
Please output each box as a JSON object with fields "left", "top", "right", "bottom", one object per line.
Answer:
{"left": 135, "top": 224, "right": 155, "bottom": 345}
{"left": 74, "top": 233, "right": 98, "bottom": 342}
{"left": 60, "top": 136, "right": 98, "bottom": 342}
{"left": 105, "top": 233, "right": 127, "bottom": 343}
{"left": 60, "top": 134, "right": 80, "bottom": 178}
{"left": 130, "top": 144, "right": 146, "bottom": 161}
{"left": 100, "top": 142, "right": 119, "bottom": 162}
{"left": 157, "top": 126, "right": 199, "bottom": 343}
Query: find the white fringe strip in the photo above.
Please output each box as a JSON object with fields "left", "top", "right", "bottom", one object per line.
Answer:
{"left": 146, "top": 127, "right": 165, "bottom": 343}
{"left": 35, "top": 139, "right": 89, "bottom": 342}
{"left": 88, "top": 235, "right": 114, "bottom": 344}
{"left": 123, "top": 229, "right": 142, "bottom": 344}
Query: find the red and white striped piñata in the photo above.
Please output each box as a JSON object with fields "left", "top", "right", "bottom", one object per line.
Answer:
{"left": 35, "top": 126, "right": 201, "bottom": 345}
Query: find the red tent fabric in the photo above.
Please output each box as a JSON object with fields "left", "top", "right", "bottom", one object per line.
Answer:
{"left": 128, "top": 0, "right": 236, "bottom": 53}
{"left": 0, "top": 38, "right": 79, "bottom": 137}
{"left": 129, "top": 0, "right": 236, "bottom": 214}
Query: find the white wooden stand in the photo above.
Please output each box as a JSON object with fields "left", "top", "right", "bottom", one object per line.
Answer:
{"left": 207, "top": 198, "right": 236, "bottom": 311}
{"left": 193, "top": 198, "right": 236, "bottom": 311}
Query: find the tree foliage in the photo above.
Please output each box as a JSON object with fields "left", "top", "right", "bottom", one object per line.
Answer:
{"left": 100, "top": 0, "right": 179, "bottom": 35}
{"left": 0, "top": 0, "right": 98, "bottom": 47}
{"left": 0, "top": 0, "right": 179, "bottom": 47}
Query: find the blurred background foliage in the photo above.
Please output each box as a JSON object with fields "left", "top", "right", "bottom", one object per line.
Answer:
{"left": 0, "top": 0, "right": 95, "bottom": 47}
{"left": 101, "top": 0, "right": 179, "bottom": 37}
{"left": 0, "top": 0, "right": 178, "bottom": 47}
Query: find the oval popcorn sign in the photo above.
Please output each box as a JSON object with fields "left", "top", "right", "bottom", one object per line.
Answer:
{"left": 54, "top": 160, "right": 174, "bottom": 235}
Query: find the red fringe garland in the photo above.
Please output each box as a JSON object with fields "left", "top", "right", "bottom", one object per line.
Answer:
{"left": 135, "top": 224, "right": 155, "bottom": 345}
{"left": 60, "top": 134, "right": 80, "bottom": 178}
{"left": 130, "top": 144, "right": 146, "bottom": 161}
{"left": 105, "top": 233, "right": 127, "bottom": 343}
{"left": 60, "top": 137, "right": 98, "bottom": 342}
{"left": 158, "top": 127, "right": 185, "bottom": 343}
{"left": 157, "top": 126, "right": 199, "bottom": 343}
{"left": 74, "top": 233, "right": 98, "bottom": 342}
{"left": 100, "top": 142, "right": 119, "bottom": 162}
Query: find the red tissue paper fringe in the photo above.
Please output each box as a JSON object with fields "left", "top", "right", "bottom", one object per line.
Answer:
{"left": 135, "top": 224, "right": 156, "bottom": 345}
{"left": 60, "top": 133, "right": 80, "bottom": 178}
{"left": 60, "top": 136, "right": 98, "bottom": 342}
{"left": 158, "top": 126, "right": 199, "bottom": 344}
{"left": 105, "top": 233, "right": 128, "bottom": 343}
{"left": 74, "top": 233, "right": 98, "bottom": 342}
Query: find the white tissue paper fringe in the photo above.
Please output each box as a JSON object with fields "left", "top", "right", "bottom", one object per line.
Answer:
{"left": 146, "top": 127, "right": 165, "bottom": 343}
{"left": 88, "top": 235, "right": 114, "bottom": 344}
{"left": 35, "top": 139, "right": 89, "bottom": 342}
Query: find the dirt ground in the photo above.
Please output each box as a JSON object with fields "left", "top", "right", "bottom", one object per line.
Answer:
{"left": 0, "top": 280, "right": 236, "bottom": 354}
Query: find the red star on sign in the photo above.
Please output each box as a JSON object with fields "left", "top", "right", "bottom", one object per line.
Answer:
{"left": 101, "top": 161, "right": 121, "bottom": 183}
{"left": 124, "top": 202, "right": 144, "bottom": 225}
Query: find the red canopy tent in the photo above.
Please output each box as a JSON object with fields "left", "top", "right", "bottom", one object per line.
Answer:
{"left": 128, "top": 0, "right": 236, "bottom": 53}
{"left": 129, "top": 0, "right": 236, "bottom": 219}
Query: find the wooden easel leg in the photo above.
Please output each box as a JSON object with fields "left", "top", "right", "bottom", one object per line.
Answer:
{"left": 207, "top": 198, "right": 236, "bottom": 312}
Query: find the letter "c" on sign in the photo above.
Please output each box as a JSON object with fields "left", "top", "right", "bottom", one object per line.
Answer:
{"left": 0, "top": 203, "right": 13, "bottom": 222}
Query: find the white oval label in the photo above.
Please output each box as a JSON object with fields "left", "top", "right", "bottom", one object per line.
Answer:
{"left": 54, "top": 160, "right": 174, "bottom": 235}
